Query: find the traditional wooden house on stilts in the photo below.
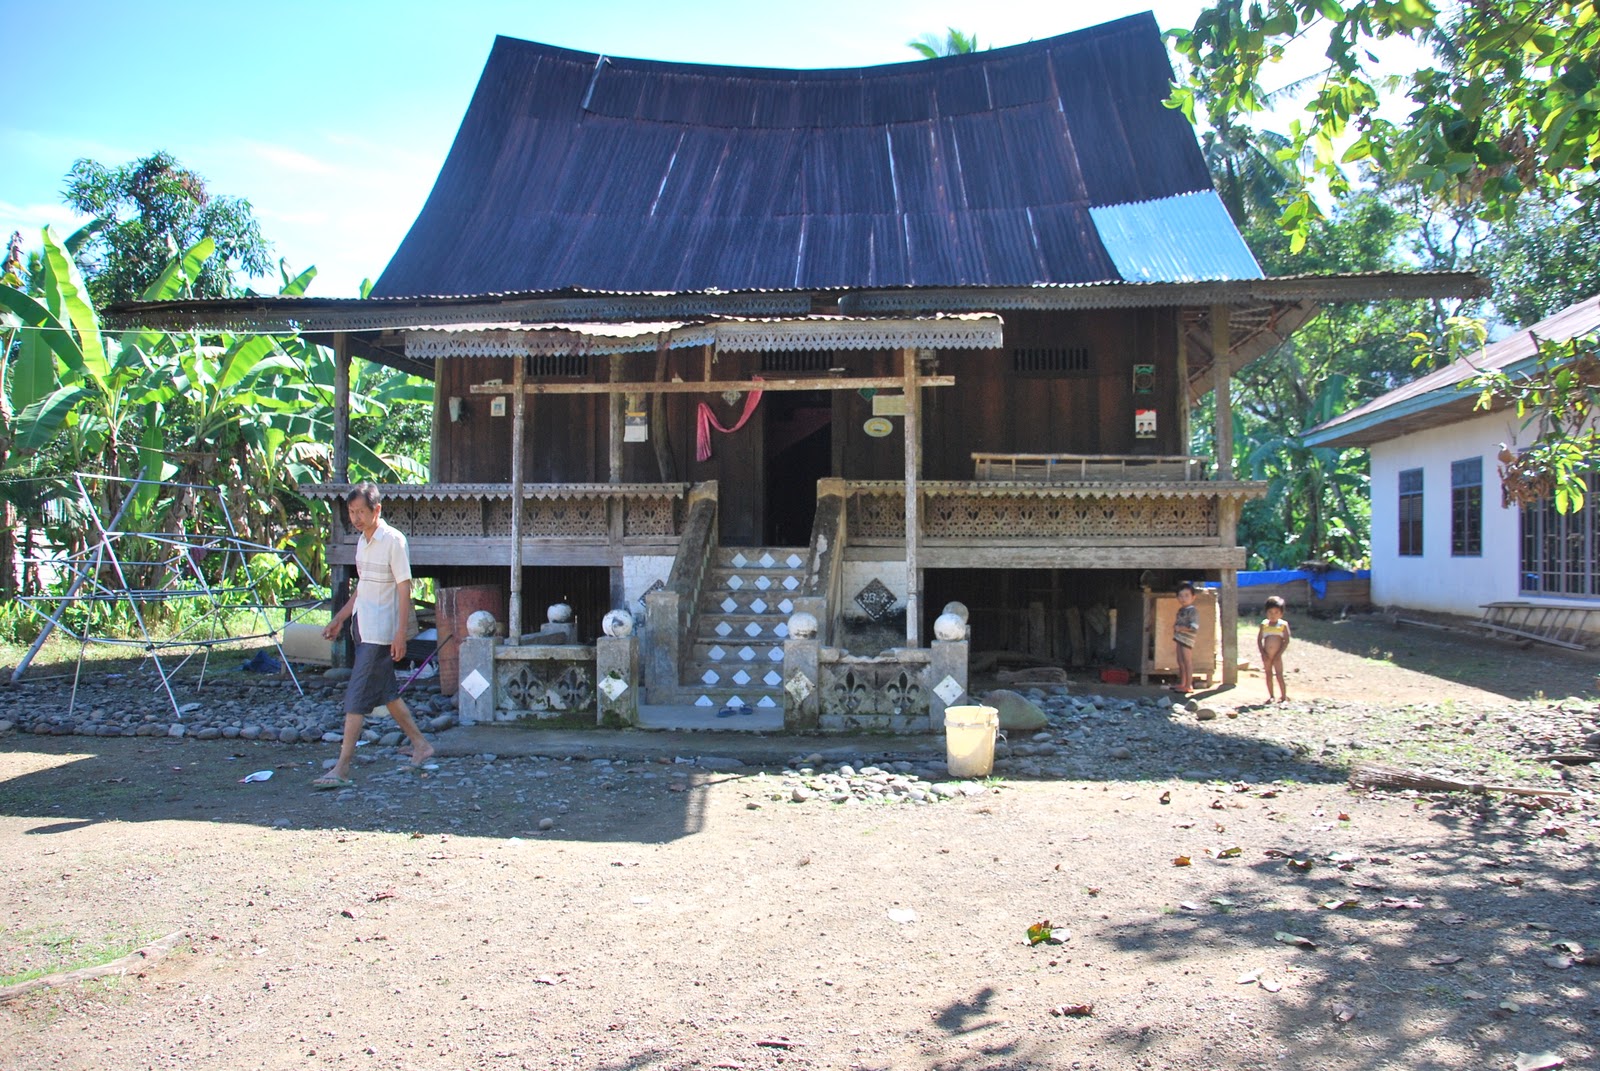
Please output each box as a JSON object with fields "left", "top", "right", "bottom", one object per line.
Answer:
{"left": 111, "top": 13, "right": 1481, "bottom": 730}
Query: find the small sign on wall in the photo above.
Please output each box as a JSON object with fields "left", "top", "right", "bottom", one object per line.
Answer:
{"left": 624, "top": 409, "right": 649, "bottom": 442}
{"left": 1134, "top": 409, "right": 1158, "bottom": 439}
{"left": 872, "top": 393, "right": 907, "bottom": 417}
{"left": 490, "top": 396, "right": 507, "bottom": 417}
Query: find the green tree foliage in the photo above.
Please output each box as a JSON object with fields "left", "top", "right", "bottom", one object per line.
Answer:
{"left": 63, "top": 152, "right": 273, "bottom": 305}
{"left": 908, "top": 29, "right": 983, "bottom": 58}
{"left": 1, "top": 228, "right": 427, "bottom": 602}
{"left": 1212, "top": 193, "right": 1428, "bottom": 568}
{"left": 1171, "top": 1, "right": 1600, "bottom": 248}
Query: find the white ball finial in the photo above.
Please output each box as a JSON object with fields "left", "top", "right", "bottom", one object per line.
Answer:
{"left": 547, "top": 601, "right": 573, "bottom": 624}
{"left": 942, "top": 601, "right": 969, "bottom": 623}
{"left": 466, "top": 610, "right": 499, "bottom": 638}
{"left": 602, "top": 609, "right": 635, "bottom": 638}
{"left": 934, "top": 612, "right": 968, "bottom": 641}
{"left": 787, "top": 611, "right": 819, "bottom": 639}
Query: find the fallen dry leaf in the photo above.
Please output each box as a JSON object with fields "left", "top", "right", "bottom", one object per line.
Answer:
{"left": 1514, "top": 1053, "right": 1564, "bottom": 1071}
{"left": 1429, "top": 953, "right": 1463, "bottom": 966}
{"left": 1049, "top": 1003, "right": 1094, "bottom": 1017}
{"left": 1215, "top": 846, "right": 1243, "bottom": 859}
{"left": 1159, "top": 791, "right": 1172, "bottom": 805}
{"left": 1274, "top": 931, "right": 1317, "bottom": 949}
{"left": 367, "top": 889, "right": 396, "bottom": 903}
{"left": 1381, "top": 897, "right": 1427, "bottom": 910}
{"left": 1172, "top": 855, "right": 1192, "bottom": 867}
{"left": 1320, "top": 897, "right": 1360, "bottom": 910}
{"left": 1332, "top": 1002, "right": 1356, "bottom": 1022}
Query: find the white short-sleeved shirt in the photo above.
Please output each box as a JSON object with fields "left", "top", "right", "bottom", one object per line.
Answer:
{"left": 352, "top": 519, "right": 412, "bottom": 645}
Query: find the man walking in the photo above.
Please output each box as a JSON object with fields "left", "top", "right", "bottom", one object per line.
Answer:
{"left": 316, "top": 483, "right": 434, "bottom": 788}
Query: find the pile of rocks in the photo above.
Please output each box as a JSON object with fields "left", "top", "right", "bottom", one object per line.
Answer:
{"left": 0, "top": 668, "right": 458, "bottom": 743}
{"left": 771, "top": 761, "right": 991, "bottom": 806}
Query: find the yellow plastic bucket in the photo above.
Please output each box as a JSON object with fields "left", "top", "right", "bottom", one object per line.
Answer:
{"left": 944, "top": 705, "right": 1000, "bottom": 778}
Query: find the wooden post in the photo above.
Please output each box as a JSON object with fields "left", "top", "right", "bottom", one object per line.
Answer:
{"left": 1218, "top": 498, "right": 1240, "bottom": 687}
{"left": 330, "top": 332, "right": 353, "bottom": 667}
{"left": 902, "top": 347, "right": 922, "bottom": 647}
{"left": 1211, "top": 304, "right": 1233, "bottom": 480}
{"left": 608, "top": 355, "right": 624, "bottom": 483}
{"left": 507, "top": 354, "right": 527, "bottom": 645}
{"left": 1175, "top": 311, "right": 1191, "bottom": 457}
{"left": 332, "top": 332, "right": 350, "bottom": 483}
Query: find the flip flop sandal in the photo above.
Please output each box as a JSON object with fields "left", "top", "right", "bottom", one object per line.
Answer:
{"left": 312, "top": 777, "right": 354, "bottom": 791}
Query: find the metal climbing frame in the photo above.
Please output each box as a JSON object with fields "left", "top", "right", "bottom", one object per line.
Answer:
{"left": 12, "top": 474, "right": 319, "bottom": 717}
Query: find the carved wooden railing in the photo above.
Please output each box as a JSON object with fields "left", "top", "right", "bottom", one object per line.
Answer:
{"left": 303, "top": 482, "right": 690, "bottom": 545}
{"left": 644, "top": 482, "right": 719, "bottom": 698}
{"left": 842, "top": 481, "right": 1265, "bottom": 545}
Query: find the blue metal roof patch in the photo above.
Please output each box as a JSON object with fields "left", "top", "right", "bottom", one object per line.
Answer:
{"left": 1089, "top": 191, "right": 1264, "bottom": 283}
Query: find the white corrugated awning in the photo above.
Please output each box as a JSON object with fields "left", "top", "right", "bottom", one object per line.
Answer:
{"left": 403, "top": 314, "right": 1004, "bottom": 359}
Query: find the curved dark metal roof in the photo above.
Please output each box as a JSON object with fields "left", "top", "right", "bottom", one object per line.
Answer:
{"left": 373, "top": 13, "right": 1229, "bottom": 298}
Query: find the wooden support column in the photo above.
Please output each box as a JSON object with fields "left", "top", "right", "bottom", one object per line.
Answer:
{"left": 330, "top": 331, "right": 353, "bottom": 667}
{"left": 333, "top": 332, "right": 350, "bottom": 483}
{"left": 608, "top": 355, "right": 625, "bottom": 483}
{"left": 608, "top": 356, "right": 625, "bottom": 609}
{"left": 507, "top": 354, "right": 528, "bottom": 645}
{"left": 1175, "top": 311, "right": 1191, "bottom": 455}
{"left": 1219, "top": 498, "right": 1240, "bottom": 687}
{"left": 902, "top": 347, "right": 923, "bottom": 647}
{"left": 1211, "top": 304, "right": 1233, "bottom": 480}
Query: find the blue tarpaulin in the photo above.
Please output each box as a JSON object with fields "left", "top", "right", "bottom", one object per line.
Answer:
{"left": 1238, "top": 569, "right": 1368, "bottom": 599}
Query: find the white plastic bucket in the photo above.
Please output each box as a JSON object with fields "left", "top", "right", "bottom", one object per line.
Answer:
{"left": 944, "top": 705, "right": 1000, "bottom": 778}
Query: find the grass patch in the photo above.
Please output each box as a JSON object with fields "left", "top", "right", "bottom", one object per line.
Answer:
{"left": 0, "top": 926, "right": 159, "bottom": 987}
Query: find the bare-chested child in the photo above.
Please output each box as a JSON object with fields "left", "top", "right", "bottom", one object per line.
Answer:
{"left": 1256, "top": 595, "right": 1292, "bottom": 703}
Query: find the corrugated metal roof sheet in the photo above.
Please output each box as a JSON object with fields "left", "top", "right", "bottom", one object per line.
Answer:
{"left": 1090, "top": 191, "right": 1264, "bottom": 283}
{"left": 1305, "top": 294, "right": 1600, "bottom": 448}
{"left": 373, "top": 13, "right": 1220, "bottom": 298}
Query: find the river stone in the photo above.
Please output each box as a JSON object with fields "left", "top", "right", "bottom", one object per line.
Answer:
{"left": 1196, "top": 707, "right": 1218, "bottom": 721}
{"left": 982, "top": 689, "right": 1049, "bottom": 732}
{"left": 0, "top": 720, "right": 14, "bottom": 734}
{"left": 167, "top": 724, "right": 187, "bottom": 738}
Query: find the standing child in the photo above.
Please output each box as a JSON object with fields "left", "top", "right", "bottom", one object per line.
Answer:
{"left": 1172, "top": 581, "right": 1199, "bottom": 693}
{"left": 1257, "top": 595, "right": 1292, "bottom": 703}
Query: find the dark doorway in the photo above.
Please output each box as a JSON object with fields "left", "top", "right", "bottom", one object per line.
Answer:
{"left": 763, "top": 390, "right": 832, "bottom": 546}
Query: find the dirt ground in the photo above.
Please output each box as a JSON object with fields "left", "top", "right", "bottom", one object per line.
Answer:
{"left": 4, "top": 614, "right": 1600, "bottom": 1071}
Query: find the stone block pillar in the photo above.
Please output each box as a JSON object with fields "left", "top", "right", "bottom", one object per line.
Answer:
{"left": 929, "top": 638, "right": 969, "bottom": 732}
{"left": 596, "top": 635, "right": 640, "bottom": 728}
{"left": 457, "top": 636, "right": 499, "bottom": 726}
{"left": 782, "top": 635, "right": 821, "bottom": 731}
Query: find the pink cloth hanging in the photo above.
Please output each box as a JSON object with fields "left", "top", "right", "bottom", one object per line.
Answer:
{"left": 695, "top": 380, "right": 764, "bottom": 462}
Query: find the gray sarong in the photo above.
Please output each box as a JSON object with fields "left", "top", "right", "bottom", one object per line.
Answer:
{"left": 345, "top": 641, "right": 399, "bottom": 715}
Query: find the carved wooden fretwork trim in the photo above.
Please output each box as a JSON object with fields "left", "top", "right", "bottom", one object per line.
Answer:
{"left": 848, "top": 489, "right": 1222, "bottom": 540}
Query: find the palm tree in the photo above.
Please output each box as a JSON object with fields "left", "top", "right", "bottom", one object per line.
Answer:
{"left": 908, "top": 29, "right": 982, "bottom": 58}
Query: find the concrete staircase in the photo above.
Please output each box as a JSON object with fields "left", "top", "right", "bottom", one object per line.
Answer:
{"left": 672, "top": 547, "right": 807, "bottom": 712}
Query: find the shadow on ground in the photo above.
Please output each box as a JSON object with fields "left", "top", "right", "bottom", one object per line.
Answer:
{"left": 1292, "top": 614, "right": 1599, "bottom": 701}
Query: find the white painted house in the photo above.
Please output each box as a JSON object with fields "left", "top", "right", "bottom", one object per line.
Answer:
{"left": 1305, "top": 295, "right": 1600, "bottom": 617}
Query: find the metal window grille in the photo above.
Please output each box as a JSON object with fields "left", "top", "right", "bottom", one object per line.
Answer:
{"left": 1450, "top": 457, "right": 1483, "bottom": 557}
{"left": 1012, "top": 346, "right": 1092, "bottom": 374}
{"left": 530, "top": 354, "right": 587, "bottom": 378}
{"left": 1520, "top": 472, "right": 1600, "bottom": 595}
{"left": 1398, "top": 468, "right": 1424, "bottom": 557}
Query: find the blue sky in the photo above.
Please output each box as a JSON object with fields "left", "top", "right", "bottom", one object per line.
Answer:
{"left": 6, "top": 1, "right": 1212, "bottom": 297}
